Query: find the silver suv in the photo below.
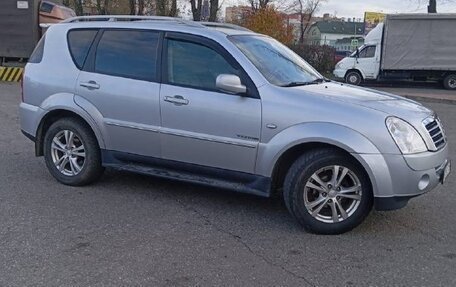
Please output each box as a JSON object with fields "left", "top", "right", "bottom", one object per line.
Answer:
{"left": 20, "top": 16, "right": 451, "bottom": 234}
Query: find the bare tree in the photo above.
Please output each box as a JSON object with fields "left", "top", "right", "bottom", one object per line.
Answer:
{"left": 190, "top": 0, "right": 223, "bottom": 22}
{"left": 156, "top": 0, "right": 166, "bottom": 15}
{"left": 156, "top": 0, "right": 178, "bottom": 16}
{"left": 169, "top": 0, "right": 178, "bottom": 16}
{"left": 288, "top": 0, "right": 325, "bottom": 44}
{"left": 190, "top": 0, "right": 203, "bottom": 20}
{"left": 73, "top": 0, "right": 83, "bottom": 15}
{"left": 139, "top": 0, "right": 146, "bottom": 14}
{"left": 96, "top": 0, "right": 110, "bottom": 14}
{"left": 127, "top": 0, "right": 145, "bottom": 15}
{"left": 248, "top": 0, "right": 272, "bottom": 10}
{"left": 209, "top": 0, "right": 219, "bottom": 21}
{"left": 129, "top": 0, "right": 136, "bottom": 14}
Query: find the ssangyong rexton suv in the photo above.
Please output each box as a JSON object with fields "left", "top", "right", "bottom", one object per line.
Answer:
{"left": 20, "top": 16, "right": 451, "bottom": 234}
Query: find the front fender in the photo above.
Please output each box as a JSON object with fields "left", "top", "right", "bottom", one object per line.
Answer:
{"left": 256, "top": 122, "right": 381, "bottom": 177}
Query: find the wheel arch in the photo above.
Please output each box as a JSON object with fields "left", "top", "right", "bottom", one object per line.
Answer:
{"left": 270, "top": 142, "right": 374, "bottom": 197}
{"left": 256, "top": 122, "right": 380, "bottom": 195}
{"left": 35, "top": 108, "right": 104, "bottom": 156}
{"left": 345, "top": 69, "right": 365, "bottom": 82}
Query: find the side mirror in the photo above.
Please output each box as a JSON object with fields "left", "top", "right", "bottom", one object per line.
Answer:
{"left": 216, "top": 74, "right": 247, "bottom": 95}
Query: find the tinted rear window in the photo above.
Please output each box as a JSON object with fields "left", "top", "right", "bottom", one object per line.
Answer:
{"left": 94, "top": 30, "right": 159, "bottom": 81}
{"left": 29, "top": 36, "right": 45, "bottom": 63}
{"left": 68, "top": 29, "right": 98, "bottom": 69}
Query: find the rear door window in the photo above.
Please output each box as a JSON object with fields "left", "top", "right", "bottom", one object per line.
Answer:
{"left": 68, "top": 29, "right": 98, "bottom": 69}
{"left": 94, "top": 30, "right": 159, "bottom": 82}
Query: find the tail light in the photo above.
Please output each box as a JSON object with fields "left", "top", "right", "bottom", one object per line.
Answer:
{"left": 20, "top": 73, "right": 24, "bottom": 102}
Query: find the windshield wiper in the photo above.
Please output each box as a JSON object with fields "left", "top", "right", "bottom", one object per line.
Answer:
{"left": 280, "top": 78, "right": 328, "bottom": 87}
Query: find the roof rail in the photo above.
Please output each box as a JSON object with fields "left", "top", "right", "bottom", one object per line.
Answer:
{"left": 199, "top": 22, "right": 252, "bottom": 32}
{"left": 61, "top": 16, "right": 252, "bottom": 32}
{"left": 62, "top": 15, "right": 203, "bottom": 27}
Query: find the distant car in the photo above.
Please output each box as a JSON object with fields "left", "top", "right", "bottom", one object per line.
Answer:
{"left": 335, "top": 50, "right": 352, "bottom": 63}
{"left": 20, "top": 16, "right": 451, "bottom": 234}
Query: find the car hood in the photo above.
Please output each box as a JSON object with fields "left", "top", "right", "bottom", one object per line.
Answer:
{"left": 290, "top": 82, "right": 433, "bottom": 119}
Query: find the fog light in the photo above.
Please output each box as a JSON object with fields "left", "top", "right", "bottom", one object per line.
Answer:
{"left": 418, "top": 174, "right": 430, "bottom": 191}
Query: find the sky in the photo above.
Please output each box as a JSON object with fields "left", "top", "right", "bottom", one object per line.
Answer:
{"left": 316, "top": 0, "right": 456, "bottom": 19}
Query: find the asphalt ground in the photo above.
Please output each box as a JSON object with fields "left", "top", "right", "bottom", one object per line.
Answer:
{"left": 0, "top": 82, "right": 455, "bottom": 286}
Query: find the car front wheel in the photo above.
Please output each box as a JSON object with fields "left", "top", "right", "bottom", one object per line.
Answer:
{"left": 345, "top": 71, "right": 363, "bottom": 85}
{"left": 283, "top": 148, "right": 373, "bottom": 234}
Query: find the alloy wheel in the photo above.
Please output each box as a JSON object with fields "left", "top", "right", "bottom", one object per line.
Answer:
{"left": 303, "top": 165, "right": 362, "bottom": 223}
{"left": 50, "top": 130, "right": 86, "bottom": 176}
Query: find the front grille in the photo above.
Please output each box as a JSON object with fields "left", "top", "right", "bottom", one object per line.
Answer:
{"left": 424, "top": 117, "right": 446, "bottom": 149}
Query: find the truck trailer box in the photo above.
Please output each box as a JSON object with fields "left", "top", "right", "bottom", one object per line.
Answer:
{"left": 0, "top": 0, "right": 72, "bottom": 60}
{"left": 0, "top": 0, "right": 41, "bottom": 59}
{"left": 382, "top": 14, "right": 456, "bottom": 71}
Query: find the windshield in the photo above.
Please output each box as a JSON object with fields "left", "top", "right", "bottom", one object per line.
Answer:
{"left": 350, "top": 44, "right": 366, "bottom": 57}
{"left": 229, "top": 35, "right": 323, "bottom": 87}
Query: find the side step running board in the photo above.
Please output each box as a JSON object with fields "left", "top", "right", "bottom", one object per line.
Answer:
{"left": 103, "top": 163, "right": 270, "bottom": 197}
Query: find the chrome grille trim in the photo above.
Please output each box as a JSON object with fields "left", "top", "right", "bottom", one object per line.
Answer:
{"left": 423, "top": 116, "right": 446, "bottom": 150}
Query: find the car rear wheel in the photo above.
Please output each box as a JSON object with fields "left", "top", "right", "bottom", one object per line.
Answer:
{"left": 283, "top": 148, "right": 373, "bottom": 234}
{"left": 443, "top": 74, "right": 456, "bottom": 90}
{"left": 43, "top": 118, "right": 104, "bottom": 186}
{"left": 345, "top": 71, "right": 363, "bottom": 86}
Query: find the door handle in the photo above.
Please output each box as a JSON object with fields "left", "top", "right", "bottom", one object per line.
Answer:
{"left": 164, "top": 95, "right": 189, "bottom": 106}
{"left": 80, "top": 81, "right": 100, "bottom": 90}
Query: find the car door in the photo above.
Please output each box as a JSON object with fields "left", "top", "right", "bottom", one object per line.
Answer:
{"left": 74, "top": 28, "right": 162, "bottom": 158}
{"left": 159, "top": 33, "right": 261, "bottom": 174}
{"left": 354, "top": 45, "right": 379, "bottom": 79}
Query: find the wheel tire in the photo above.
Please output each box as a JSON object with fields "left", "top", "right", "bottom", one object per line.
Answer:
{"left": 283, "top": 148, "right": 373, "bottom": 235}
{"left": 345, "top": 71, "right": 363, "bottom": 86}
{"left": 43, "top": 117, "right": 104, "bottom": 186}
{"left": 443, "top": 74, "right": 456, "bottom": 90}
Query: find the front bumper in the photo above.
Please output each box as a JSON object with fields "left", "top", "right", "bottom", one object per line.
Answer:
{"left": 333, "top": 68, "right": 346, "bottom": 79}
{"left": 354, "top": 143, "right": 450, "bottom": 211}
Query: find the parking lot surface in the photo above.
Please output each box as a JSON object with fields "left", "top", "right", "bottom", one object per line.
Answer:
{"left": 1, "top": 82, "right": 455, "bottom": 286}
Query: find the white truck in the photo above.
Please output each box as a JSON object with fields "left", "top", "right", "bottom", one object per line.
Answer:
{"left": 333, "top": 14, "right": 456, "bottom": 90}
{"left": 0, "top": 0, "right": 74, "bottom": 62}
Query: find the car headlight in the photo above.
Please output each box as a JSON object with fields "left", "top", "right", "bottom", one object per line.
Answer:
{"left": 386, "top": 117, "right": 427, "bottom": 154}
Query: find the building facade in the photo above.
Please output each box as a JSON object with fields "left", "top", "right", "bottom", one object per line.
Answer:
{"left": 334, "top": 36, "right": 365, "bottom": 51}
{"left": 307, "top": 20, "right": 365, "bottom": 47}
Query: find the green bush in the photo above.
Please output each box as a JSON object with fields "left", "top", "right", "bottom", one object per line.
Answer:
{"left": 288, "top": 44, "right": 336, "bottom": 77}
